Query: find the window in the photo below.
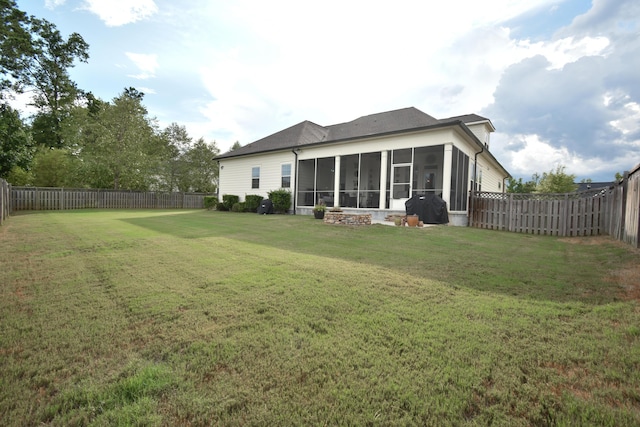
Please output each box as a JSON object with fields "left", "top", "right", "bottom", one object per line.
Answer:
{"left": 281, "top": 164, "right": 291, "bottom": 188}
{"left": 251, "top": 166, "right": 260, "bottom": 189}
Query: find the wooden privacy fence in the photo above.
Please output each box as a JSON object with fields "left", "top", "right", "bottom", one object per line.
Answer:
{"left": 470, "top": 190, "right": 609, "bottom": 236}
{"left": 0, "top": 179, "right": 9, "bottom": 226}
{"left": 10, "top": 187, "right": 213, "bottom": 212}
{"left": 470, "top": 163, "right": 640, "bottom": 248}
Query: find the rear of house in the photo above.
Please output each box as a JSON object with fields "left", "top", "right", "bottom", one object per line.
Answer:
{"left": 216, "top": 107, "right": 510, "bottom": 225}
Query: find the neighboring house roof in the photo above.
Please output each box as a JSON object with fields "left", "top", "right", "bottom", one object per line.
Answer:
{"left": 215, "top": 107, "right": 500, "bottom": 163}
{"left": 575, "top": 182, "right": 614, "bottom": 192}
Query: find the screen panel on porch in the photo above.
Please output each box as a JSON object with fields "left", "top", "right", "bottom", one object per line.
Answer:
{"left": 338, "top": 152, "right": 381, "bottom": 208}
{"left": 412, "top": 146, "right": 444, "bottom": 198}
{"left": 297, "top": 159, "right": 315, "bottom": 206}
{"left": 450, "top": 146, "right": 469, "bottom": 211}
{"left": 296, "top": 157, "right": 335, "bottom": 206}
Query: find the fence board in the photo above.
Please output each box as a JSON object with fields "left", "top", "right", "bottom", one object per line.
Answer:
{"left": 0, "top": 179, "right": 9, "bottom": 225}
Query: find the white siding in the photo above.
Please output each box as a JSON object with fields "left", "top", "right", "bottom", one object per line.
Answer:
{"left": 466, "top": 123, "right": 491, "bottom": 149}
{"left": 219, "top": 151, "right": 296, "bottom": 201}
{"left": 297, "top": 128, "right": 456, "bottom": 160}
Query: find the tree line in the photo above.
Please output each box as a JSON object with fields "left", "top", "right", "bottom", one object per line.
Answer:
{"left": 0, "top": 0, "right": 220, "bottom": 192}
{"left": 506, "top": 165, "right": 621, "bottom": 194}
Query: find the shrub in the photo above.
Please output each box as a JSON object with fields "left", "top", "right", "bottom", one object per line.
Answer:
{"left": 268, "top": 189, "right": 292, "bottom": 213}
{"left": 231, "top": 202, "right": 245, "bottom": 212}
{"left": 216, "top": 202, "right": 228, "bottom": 211}
{"left": 203, "top": 196, "right": 218, "bottom": 210}
{"left": 244, "top": 194, "right": 264, "bottom": 213}
{"left": 222, "top": 194, "right": 239, "bottom": 210}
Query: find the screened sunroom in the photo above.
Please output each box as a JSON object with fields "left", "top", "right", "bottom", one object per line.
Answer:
{"left": 296, "top": 145, "right": 470, "bottom": 212}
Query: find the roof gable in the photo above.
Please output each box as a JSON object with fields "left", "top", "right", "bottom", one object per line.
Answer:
{"left": 222, "top": 120, "right": 328, "bottom": 158}
{"left": 326, "top": 107, "right": 440, "bottom": 141}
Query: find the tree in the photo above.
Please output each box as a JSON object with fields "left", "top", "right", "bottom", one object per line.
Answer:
{"left": 536, "top": 165, "right": 577, "bottom": 193}
{"left": 158, "top": 122, "right": 192, "bottom": 191}
{"left": 0, "top": 0, "right": 31, "bottom": 97}
{"left": 30, "top": 147, "right": 78, "bottom": 187}
{"left": 230, "top": 141, "right": 242, "bottom": 151}
{"left": 176, "top": 138, "right": 220, "bottom": 193}
{"left": 506, "top": 177, "right": 538, "bottom": 193}
{"left": 0, "top": 103, "right": 33, "bottom": 178}
{"left": 22, "top": 18, "right": 89, "bottom": 148}
{"left": 80, "top": 89, "right": 161, "bottom": 190}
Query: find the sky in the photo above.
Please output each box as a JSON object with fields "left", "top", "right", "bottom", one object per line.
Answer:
{"left": 12, "top": 0, "right": 640, "bottom": 182}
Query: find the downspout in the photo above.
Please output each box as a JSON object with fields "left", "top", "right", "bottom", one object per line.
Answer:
{"left": 473, "top": 145, "right": 484, "bottom": 192}
{"left": 292, "top": 149, "right": 298, "bottom": 215}
{"left": 470, "top": 145, "right": 484, "bottom": 227}
{"left": 216, "top": 160, "right": 221, "bottom": 201}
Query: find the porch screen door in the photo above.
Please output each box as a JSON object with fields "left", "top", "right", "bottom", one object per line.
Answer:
{"left": 391, "top": 165, "right": 410, "bottom": 210}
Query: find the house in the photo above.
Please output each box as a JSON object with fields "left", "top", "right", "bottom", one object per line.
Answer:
{"left": 215, "top": 107, "right": 510, "bottom": 225}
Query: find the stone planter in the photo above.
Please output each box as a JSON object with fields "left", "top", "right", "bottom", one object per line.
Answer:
{"left": 323, "top": 212, "right": 372, "bottom": 225}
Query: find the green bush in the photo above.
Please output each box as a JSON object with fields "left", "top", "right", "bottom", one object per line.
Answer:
{"left": 231, "top": 202, "right": 245, "bottom": 212}
{"left": 203, "top": 196, "right": 218, "bottom": 210}
{"left": 222, "top": 194, "right": 239, "bottom": 210}
{"left": 216, "top": 202, "right": 228, "bottom": 211}
{"left": 244, "top": 194, "right": 264, "bottom": 212}
{"left": 268, "top": 189, "right": 292, "bottom": 213}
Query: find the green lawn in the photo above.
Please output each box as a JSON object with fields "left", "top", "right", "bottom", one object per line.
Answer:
{"left": 1, "top": 209, "right": 639, "bottom": 426}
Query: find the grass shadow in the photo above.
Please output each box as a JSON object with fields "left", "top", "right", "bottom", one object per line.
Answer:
{"left": 119, "top": 210, "right": 636, "bottom": 305}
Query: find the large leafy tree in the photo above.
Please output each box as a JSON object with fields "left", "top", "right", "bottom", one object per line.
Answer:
{"left": 177, "top": 138, "right": 220, "bottom": 193}
{"left": 30, "top": 147, "right": 79, "bottom": 187}
{"left": 23, "top": 18, "right": 89, "bottom": 148}
{"left": 0, "top": 103, "right": 32, "bottom": 178}
{"left": 0, "top": 0, "right": 31, "bottom": 97}
{"left": 1, "top": 1, "right": 89, "bottom": 147}
{"left": 80, "top": 88, "right": 162, "bottom": 190}
{"left": 159, "top": 122, "right": 192, "bottom": 191}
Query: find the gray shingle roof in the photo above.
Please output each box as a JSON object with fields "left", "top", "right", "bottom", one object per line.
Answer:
{"left": 441, "top": 114, "right": 495, "bottom": 130}
{"left": 215, "top": 107, "right": 490, "bottom": 159}
{"left": 326, "top": 107, "right": 440, "bottom": 141}
{"left": 219, "top": 120, "right": 327, "bottom": 158}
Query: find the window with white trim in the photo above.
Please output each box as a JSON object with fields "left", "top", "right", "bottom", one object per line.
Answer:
{"left": 251, "top": 166, "right": 260, "bottom": 189}
{"left": 281, "top": 164, "right": 291, "bottom": 188}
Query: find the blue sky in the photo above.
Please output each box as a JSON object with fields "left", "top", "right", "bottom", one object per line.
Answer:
{"left": 12, "top": 0, "right": 640, "bottom": 182}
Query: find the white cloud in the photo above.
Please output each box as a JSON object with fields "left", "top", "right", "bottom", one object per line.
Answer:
{"left": 191, "top": 0, "right": 569, "bottom": 149}
{"left": 82, "top": 0, "right": 158, "bottom": 26}
{"left": 125, "top": 52, "right": 158, "bottom": 79}
{"left": 136, "top": 86, "right": 157, "bottom": 95}
{"left": 45, "top": 0, "right": 66, "bottom": 9}
{"left": 492, "top": 134, "right": 620, "bottom": 180}
{"left": 517, "top": 36, "right": 610, "bottom": 70}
